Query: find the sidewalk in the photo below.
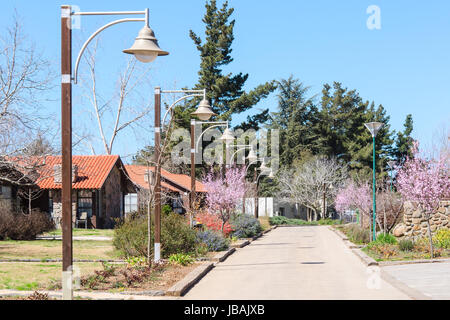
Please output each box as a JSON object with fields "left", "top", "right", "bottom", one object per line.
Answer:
{"left": 381, "top": 262, "right": 450, "bottom": 300}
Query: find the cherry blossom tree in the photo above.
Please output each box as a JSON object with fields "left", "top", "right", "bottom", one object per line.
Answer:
{"left": 335, "top": 179, "right": 372, "bottom": 227}
{"left": 202, "top": 166, "right": 246, "bottom": 233}
{"left": 396, "top": 141, "right": 450, "bottom": 258}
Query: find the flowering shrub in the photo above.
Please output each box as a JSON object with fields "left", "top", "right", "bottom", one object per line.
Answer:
{"left": 433, "top": 229, "right": 450, "bottom": 249}
{"left": 196, "top": 230, "right": 230, "bottom": 252}
{"left": 195, "top": 211, "right": 233, "bottom": 236}
{"left": 230, "top": 214, "right": 262, "bottom": 238}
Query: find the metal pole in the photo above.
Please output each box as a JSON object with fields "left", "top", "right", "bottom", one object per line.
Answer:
{"left": 190, "top": 120, "right": 196, "bottom": 226}
{"left": 154, "top": 87, "right": 161, "bottom": 262}
{"left": 372, "top": 136, "right": 377, "bottom": 241}
{"left": 255, "top": 171, "right": 259, "bottom": 219}
{"left": 61, "top": 5, "right": 73, "bottom": 300}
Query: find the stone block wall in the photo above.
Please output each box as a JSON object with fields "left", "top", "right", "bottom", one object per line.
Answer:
{"left": 393, "top": 200, "right": 450, "bottom": 239}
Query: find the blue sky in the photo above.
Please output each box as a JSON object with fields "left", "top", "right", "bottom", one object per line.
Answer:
{"left": 1, "top": 0, "right": 449, "bottom": 161}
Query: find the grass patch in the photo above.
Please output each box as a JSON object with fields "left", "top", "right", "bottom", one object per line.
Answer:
{"left": 0, "top": 262, "right": 103, "bottom": 290}
{"left": 42, "top": 228, "right": 114, "bottom": 238}
{"left": 0, "top": 239, "right": 119, "bottom": 260}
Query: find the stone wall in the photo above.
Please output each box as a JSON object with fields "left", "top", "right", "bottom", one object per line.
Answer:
{"left": 393, "top": 200, "right": 450, "bottom": 239}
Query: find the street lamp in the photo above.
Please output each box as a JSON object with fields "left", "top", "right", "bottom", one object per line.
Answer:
{"left": 60, "top": 5, "right": 167, "bottom": 300}
{"left": 154, "top": 88, "right": 212, "bottom": 263}
{"left": 364, "top": 121, "right": 384, "bottom": 241}
{"left": 387, "top": 160, "right": 396, "bottom": 192}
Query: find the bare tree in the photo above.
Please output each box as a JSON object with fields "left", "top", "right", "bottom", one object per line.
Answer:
{"left": 375, "top": 185, "right": 404, "bottom": 233}
{"left": 77, "top": 38, "right": 153, "bottom": 155}
{"left": 278, "top": 156, "right": 347, "bottom": 221}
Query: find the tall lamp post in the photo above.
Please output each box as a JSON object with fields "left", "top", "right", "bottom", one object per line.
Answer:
{"left": 60, "top": 5, "right": 168, "bottom": 300}
{"left": 364, "top": 121, "right": 384, "bottom": 241}
{"left": 387, "top": 160, "right": 396, "bottom": 192}
{"left": 229, "top": 145, "right": 255, "bottom": 214}
{"left": 155, "top": 89, "right": 215, "bottom": 242}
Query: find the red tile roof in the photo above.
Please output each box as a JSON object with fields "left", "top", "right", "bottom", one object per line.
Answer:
{"left": 125, "top": 165, "right": 206, "bottom": 193}
{"left": 37, "top": 155, "right": 121, "bottom": 190}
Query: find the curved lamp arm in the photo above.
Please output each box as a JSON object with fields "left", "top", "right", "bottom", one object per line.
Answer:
{"left": 195, "top": 123, "right": 228, "bottom": 152}
{"left": 161, "top": 92, "right": 205, "bottom": 130}
{"left": 73, "top": 15, "right": 147, "bottom": 83}
{"left": 230, "top": 146, "right": 251, "bottom": 163}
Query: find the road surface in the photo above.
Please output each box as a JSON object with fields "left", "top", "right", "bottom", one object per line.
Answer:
{"left": 184, "top": 226, "right": 410, "bottom": 299}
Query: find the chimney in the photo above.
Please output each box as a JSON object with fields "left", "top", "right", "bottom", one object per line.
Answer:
{"left": 144, "top": 169, "right": 155, "bottom": 185}
{"left": 53, "top": 164, "right": 78, "bottom": 183}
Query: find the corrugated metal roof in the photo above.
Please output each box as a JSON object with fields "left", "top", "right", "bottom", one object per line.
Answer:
{"left": 37, "top": 155, "right": 120, "bottom": 190}
{"left": 125, "top": 165, "right": 206, "bottom": 193}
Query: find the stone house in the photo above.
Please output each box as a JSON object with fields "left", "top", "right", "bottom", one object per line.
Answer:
{"left": 34, "top": 155, "right": 135, "bottom": 229}
{"left": 124, "top": 165, "right": 206, "bottom": 214}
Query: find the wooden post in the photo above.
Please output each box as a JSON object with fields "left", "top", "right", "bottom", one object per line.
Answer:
{"left": 61, "top": 5, "right": 73, "bottom": 300}
{"left": 154, "top": 87, "right": 161, "bottom": 262}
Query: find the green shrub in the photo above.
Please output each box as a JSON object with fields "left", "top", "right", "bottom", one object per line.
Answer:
{"left": 196, "top": 230, "right": 229, "bottom": 252}
{"left": 230, "top": 214, "right": 262, "bottom": 238}
{"left": 318, "top": 218, "right": 342, "bottom": 225}
{"left": 433, "top": 228, "right": 450, "bottom": 249}
{"left": 269, "top": 216, "right": 317, "bottom": 226}
{"left": 162, "top": 204, "right": 172, "bottom": 215}
{"left": 113, "top": 213, "right": 197, "bottom": 258}
{"left": 398, "top": 239, "right": 414, "bottom": 251}
{"left": 0, "top": 209, "right": 55, "bottom": 240}
{"left": 168, "top": 253, "right": 195, "bottom": 266}
{"left": 373, "top": 233, "right": 397, "bottom": 245}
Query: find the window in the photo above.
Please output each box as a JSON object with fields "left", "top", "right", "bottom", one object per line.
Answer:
{"left": 124, "top": 193, "right": 138, "bottom": 214}
{"left": 77, "top": 190, "right": 93, "bottom": 218}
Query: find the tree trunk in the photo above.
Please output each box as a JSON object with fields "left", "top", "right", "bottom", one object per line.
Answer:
{"left": 147, "top": 199, "right": 151, "bottom": 263}
{"left": 426, "top": 218, "right": 434, "bottom": 259}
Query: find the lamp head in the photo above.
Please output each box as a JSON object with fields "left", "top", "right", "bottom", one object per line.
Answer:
{"left": 364, "top": 122, "right": 384, "bottom": 137}
{"left": 219, "top": 128, "right": 235, "bottom": 144}
{"left": 246, "top": 147, "right": 258, "bottom": 163}
{"left": 191, "top": 99, "right": 216, "bottom": 121}
{"left": 123, "top": 25, "right": 169, "bottom": 63}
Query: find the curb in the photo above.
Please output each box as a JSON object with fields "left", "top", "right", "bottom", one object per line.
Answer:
{"left": 212, "top": 248, "right": 236, "bottom": 262}
{"left": 378, "top": 258, "right": 450, "bottom": 267}
{"left": 379, "top": 269, "right": 431, "bottom": 300}
{"left": 165, "top": 262, "right": 214, "bottom": 296}
{"left": 231, "top": 240, "right": 250, "bottom": 248}
{"left": 351, "top": 248, "right": 379, "bottom": 266}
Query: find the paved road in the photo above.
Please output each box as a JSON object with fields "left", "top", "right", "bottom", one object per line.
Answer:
{"left": 382, "top": 262, "right": 450, "bottom": 300}
{"left": 184, "top": 226, "right": 409, "bottom": 300}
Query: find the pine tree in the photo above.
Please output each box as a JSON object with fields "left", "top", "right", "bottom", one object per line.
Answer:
{"left": 173, "top": 0, "right": 276, "bottom": 129}
{"left": 269, "top": 76, "right": 317, "bottom": 167}
{"left": 393, "top": 114, "right": 414, "bottom": 165}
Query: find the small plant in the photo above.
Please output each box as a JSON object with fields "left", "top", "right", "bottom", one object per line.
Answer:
{"left": 168, "top": 253, "right": 195, "bottom": 266}
{"left": 344, "top": 224, "right": 370, "bottom": 244}
{"left": 196, "top": 230, "right": 230, "bottom": 252}
{"left": 398, "top": 239, "right": 414, "bottom": 252}
{"left": 126, "top": 256, "right": 148, "bottom": 268}
{"left": 374, "top": 233, "right": 397, "bottom": 245}
{"left": 195, "top": 243, "right": 209, "bottom": 257}
{"left": 433, "top": 228, "right": 450, "bottom": 249}
{"left": 162, "top": 204, "right": 172, "bottom": 215}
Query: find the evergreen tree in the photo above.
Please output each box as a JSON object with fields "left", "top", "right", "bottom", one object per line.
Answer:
{"left": 269, "top": 76, "right": 317, "bottom": 167}
{"left": 393, "top": 114, "right": 414, "bottom": 165}
{"left": 173, "top": 0, "right": 276, "bottom": 129}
